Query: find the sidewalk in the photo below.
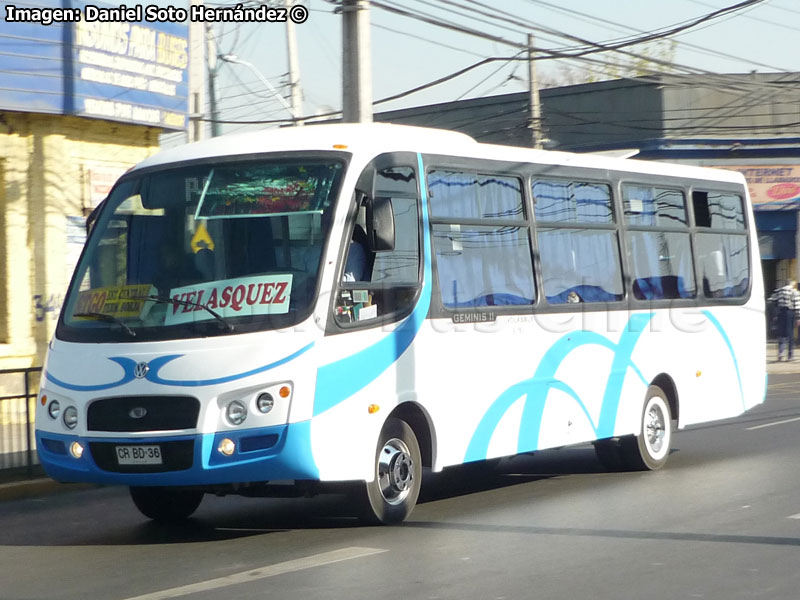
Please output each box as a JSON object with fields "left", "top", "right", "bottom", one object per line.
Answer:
{"left": 767, "top": 341, "right": 800, "bottom": 374}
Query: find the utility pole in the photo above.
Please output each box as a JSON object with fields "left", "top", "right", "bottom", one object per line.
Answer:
{"left": 285, "top": 0, "right": 303, "bottom": 125}
{"left": 206, "top": 23, "right": 221, "bottom": 137}
{"left": 187, "top": 0, "right": 205, "bottom": 142}
{"left": 527, "top": 33, "right": 542, "bottom": 149}
{"left": 341, "top": 0, "right": 372, "bottom": 123}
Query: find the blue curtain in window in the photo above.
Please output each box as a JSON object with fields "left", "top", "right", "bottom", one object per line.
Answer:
{"left": 428, "top": 172, "right": 523, "bottom": 220}
{"left": 433, "top": 225, "right": 535, "bottom": 307}
{"left": 537, "top": 228, "right": 623, "bottom": 303}
{"left": 696, "top": 233, "right": 749, "bottom": 297}
{"left": 533, "top": 181, "right": 612, "bottom": 223}
{"left": 629, "top": 231, "right": 696, "bottom": 299}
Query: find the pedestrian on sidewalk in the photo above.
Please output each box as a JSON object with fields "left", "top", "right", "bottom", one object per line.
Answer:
{"left": 769, "top": 279, "right": 800, "bottom": 361}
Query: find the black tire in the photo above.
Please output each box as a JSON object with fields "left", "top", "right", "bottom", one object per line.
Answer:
{"left": 618, "top": 385, "right": 673, "bottom": 471}
{"left": 129, "top": 486, "right": 204, "bottom": 522}
{"left": 357, "top": 418, "right": 422, "bottom": 525}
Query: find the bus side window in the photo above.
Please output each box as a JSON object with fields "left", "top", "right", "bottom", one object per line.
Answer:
{"left": 336, "top": 165, "right": 420, "bottom": 326}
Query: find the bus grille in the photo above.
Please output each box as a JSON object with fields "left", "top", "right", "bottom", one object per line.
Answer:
{"left": 87, "top": 396, "right": 200, "bottom": 432}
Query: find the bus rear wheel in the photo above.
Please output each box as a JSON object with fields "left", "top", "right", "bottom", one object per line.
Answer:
{"left": 357, "top": 417, "right": 422, "bottom": 525}
{"left": 619, "top": 385, "right": 673, "bottom": 471}
{"left": 129, "top": 486, "right": 204, "bottom": 522}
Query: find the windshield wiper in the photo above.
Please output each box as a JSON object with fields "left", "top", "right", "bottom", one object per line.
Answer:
{"left": 74, "top": 312, "right": 137, "bottom": 337}
{"left": 137, "top": 295, "right": 235, "bottom": 332}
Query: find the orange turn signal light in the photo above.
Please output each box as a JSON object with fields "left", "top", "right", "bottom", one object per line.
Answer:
{"left": 279, "top": 386, "right": 291, "bottom": 398}
{"left": 40, "top": 394, "right": 47, "bottom": 406}
{"left": 368, "top": 404, "right": 380, "bottom": 415}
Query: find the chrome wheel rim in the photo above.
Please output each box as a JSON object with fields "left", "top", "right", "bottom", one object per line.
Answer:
{"left": 645, "top": 400, "right": 668, "bottom": 457}
{"left": 377, "top": 438, "right": 414, "bottom": 505}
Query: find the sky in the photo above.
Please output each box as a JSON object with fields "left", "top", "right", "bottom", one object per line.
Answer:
{"left": 163, "top": 0, "right": 800, "bottom": 143}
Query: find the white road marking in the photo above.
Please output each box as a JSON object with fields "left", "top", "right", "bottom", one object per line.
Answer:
{"left": 746, "top": 416, "right": 800, "bottom": 431}
{"left": 118, "top": 546, "right": 387, "bottom": 600}
{"left": 787, "top": 513, "right": 800, "bottom": 520}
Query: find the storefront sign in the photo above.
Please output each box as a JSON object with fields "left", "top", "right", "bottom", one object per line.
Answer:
{"left": 0, "top": 0, "right": 187, "bottom": 130}
{"left": 731, "top": 166, "right": 800, "bottom": 209}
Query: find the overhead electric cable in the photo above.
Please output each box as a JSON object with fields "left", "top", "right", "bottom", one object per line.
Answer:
{"left": 525, "top": 0, "right": 789, "bottom": 72}
{"left": 370, "top": 0, "right": 786, "bottom": 93}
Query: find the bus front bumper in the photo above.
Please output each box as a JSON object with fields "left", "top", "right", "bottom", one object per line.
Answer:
{"left": 34, "top": 421, "right": 319, "bottom": 486}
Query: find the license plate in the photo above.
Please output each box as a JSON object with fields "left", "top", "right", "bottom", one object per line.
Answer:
{"left": 116, "top": 445, "right": 162, "bottom": 465}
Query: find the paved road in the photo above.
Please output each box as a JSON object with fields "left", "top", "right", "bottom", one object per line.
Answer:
{"left": 2, "top": 374, "right": 800, "bottom": 600}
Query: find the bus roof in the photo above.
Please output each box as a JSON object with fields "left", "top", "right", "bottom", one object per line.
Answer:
{"left": 133, "top": 123, "right": 477, "bottom": 171}
{"left": 134, "top": 123, "right": 746, "bottom": 186}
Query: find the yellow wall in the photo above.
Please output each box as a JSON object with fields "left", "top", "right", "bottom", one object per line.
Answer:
{"left": 0, "top": 112, "right": 161, "bottom": 369}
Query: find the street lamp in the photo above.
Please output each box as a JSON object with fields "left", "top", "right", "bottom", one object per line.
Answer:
{"left": 219, "top": 54, "right": 301, "bottom": 125}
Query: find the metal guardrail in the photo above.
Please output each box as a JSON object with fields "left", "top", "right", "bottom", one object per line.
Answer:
{"left": 0, "top": 367, "right": 42, "bottom": 474}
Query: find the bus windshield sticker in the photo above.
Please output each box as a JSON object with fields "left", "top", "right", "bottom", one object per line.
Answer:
{"left": 164, "top": 274, "right": 293, "bottom": 325}
{"left": 75, "top": 284, "right": 156, "bottom": 319}
{"left": 194, "top": 165, "right": 324, "bottom": 220}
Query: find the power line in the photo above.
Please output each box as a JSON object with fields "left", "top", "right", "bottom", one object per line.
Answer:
{"left": 199, "top": 0, "right": 795, "bottom": 134}
{"left": 457, "top": 0, "right": 774, "bottom": 81}
{"left": 525, "top": 0, "right": 789, "bottom": 73}
{"left": 456, "top": 60, "right": 523, "bottom": 101}
{"left": 762, "top": 0, "right": 800, "bottom": 16}
{"left": 371, "top": 22, "right": 487, "bottom": 58}
{"left": 687, "top": 0, "right": 800, "bottom": 32}
{"left": 368, "top": 0, "right": 789, "bottom": 95}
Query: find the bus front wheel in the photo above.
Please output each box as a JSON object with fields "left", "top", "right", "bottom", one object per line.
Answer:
{"left": 129, "top": 486, "right": 204, "bottom": 522}
{"left": 619, "top": 385, "right": 673, "bottom": 471}
{"left": 357, "top": 417, "right": 422, "bottom": 525}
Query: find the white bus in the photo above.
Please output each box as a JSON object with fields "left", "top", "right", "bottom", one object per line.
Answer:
{"left": 35, "top": 124, "right": 766, "bottom": 524}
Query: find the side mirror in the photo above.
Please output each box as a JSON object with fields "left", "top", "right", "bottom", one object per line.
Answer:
{"left": 367, "top": 196, "right": 395, "bottom": 252}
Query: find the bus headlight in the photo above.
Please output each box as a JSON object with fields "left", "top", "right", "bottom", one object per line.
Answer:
{"left": 69, "top": 441, "right": 84, "bottom": 459}
{"left": 226, "top": 400, "right": 247, "bottom": 426}
{"left": 48, "top": 400, "right": 61, "bottom": 420}
{"left": 218, "top": 438, "right": 236, "bottom": 456}
{"left": 256, "top": 393, "right": 274, "bottom": 414}
{"left": 63, "top": 406, "right": 78, "bottom": 430}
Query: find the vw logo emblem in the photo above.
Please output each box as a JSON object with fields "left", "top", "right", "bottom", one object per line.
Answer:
{"left": 133, "top": 362, "right": 150, "bottom": 379}
{"left": 129, "top": 407, "right": 148, "bottom": 419}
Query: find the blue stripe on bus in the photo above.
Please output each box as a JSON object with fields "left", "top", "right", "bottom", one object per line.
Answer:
{"left": 145, "top": 342, "right": 314, "bottom": 387}
{"left": 45, "top": 356, "right": 140, "bottom": 392}
{"left": 312, "top": 153, "right": 433, "bottom": 417}
{"left": 701, "top": 310, "right": 745, "bottom": 411}
{"left": 44, "top": 342, "right": 314, "bottom": 391}
{"left": 465, "top": 313, "right": 653, "bottom": 462}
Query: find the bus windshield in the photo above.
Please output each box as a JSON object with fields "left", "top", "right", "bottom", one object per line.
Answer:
{"left": 58, "top": 156, "right": 345, "bottom": 342}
